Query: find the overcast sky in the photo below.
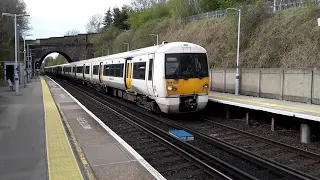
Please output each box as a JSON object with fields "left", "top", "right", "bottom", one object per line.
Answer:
{"left": 24, "top": 0, "right": 132, "bottom": 40}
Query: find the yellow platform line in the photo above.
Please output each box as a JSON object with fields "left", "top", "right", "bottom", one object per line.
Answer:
{"left": 40, "top": 77, "right": 84, "bottom": 180}
{"left": 56, "top": 103, "right": 96, "bottom": 180}
{"left": 210, "top": 94, "right": 320, "bottom": 114}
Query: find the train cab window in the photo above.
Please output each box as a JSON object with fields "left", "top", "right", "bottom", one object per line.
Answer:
{"left": 148, "top": 59, "right": 153, "bottom": 80}
{"left": 133, "top": 62, "right": 146, "bottom": 80}
{"left": 93, "top": 65, "right": 99, "bottom": 75}
{"left": 103, "top": 65, "right": 110, "bottom": 76}
{"left": 85, "top": 66, "right": 90, "bottom": 74}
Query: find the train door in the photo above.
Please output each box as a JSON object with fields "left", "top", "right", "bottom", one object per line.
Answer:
{"left": 74, "top": 65, "right": 76, "bottom": 77}
{"left": 125, "top": 60, "right": 132, "bottom": 89}
{"left": 147, "top": 54, "right": 154, "bottom": 96}
{"left": 99, "top": 62, "right": 103, "bottom": 84}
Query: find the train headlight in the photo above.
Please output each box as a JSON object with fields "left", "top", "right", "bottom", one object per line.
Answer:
{"left": 202, "top": 83, "right": 209, "bottom": 90}
{"left": 167, "top": 86, "right": 177, "bottom": 91}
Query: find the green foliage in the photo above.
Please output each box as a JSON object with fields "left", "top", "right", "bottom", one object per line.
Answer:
{"left": 0, "top": 63, "right": 4, "bottom": 79}
{"left": 113, "top": 7, "right": 130, "bottom": 30}
{"left": 127, "top": 2, "right": 170, "bottom": 29}
{"left": 168, "top": 0, "right": 195, "bottom": 19}
{"left": 200, "top": 0, "right": 220, "bottom": 12}
{"left": 91, "top": 26, "right": 123, "bottom": 56}
{"left": 44, "top": 55, "right": 68, "bottom": 67}
{"left": 103, "top": 8, "right": 113, "bottom": 27}
{"left": 0, "top": 0, "right": 30, "bottom": 62}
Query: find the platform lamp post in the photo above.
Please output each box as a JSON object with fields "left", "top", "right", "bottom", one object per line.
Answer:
{"left": 149, "top": 34, "right": 159, "bottom": 45}
{"left": 23, "top": 34, "right": 32, "bottom": 86}
{"left": 2, "top": 12, "right": 30, "bottom": 96}
{"left": 227, "top": 8, "right": 241, "bottom": 96}
{"left": 26, "top": 44, "right": 32, "bottom": 82}
{"left": 123, "top": 42, "right": 130, "bottom": 51}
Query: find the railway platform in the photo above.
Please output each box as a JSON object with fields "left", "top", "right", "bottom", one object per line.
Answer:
{"left": 209, "top": 91, "right": 320, "bottom": 144}
{"left": 0, "top": 76, "right": 165, "bottom": 180}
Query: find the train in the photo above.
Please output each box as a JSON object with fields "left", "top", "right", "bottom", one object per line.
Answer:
{"left": 44, "top": 41, "right": 210, "bottom": 114}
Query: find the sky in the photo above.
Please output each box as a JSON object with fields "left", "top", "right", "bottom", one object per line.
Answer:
{"left": 24, "top": 0, "right": 132, "bottom": 40}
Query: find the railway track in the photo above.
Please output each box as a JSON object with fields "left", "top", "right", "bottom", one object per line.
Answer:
{"left": 49, "top": 76, "right": 318, "bottom": 180}
{"left": 182, "top": 117, "right": 320, "bottom": 179}
{"left": 49, "top": 77, "right": 236, "bottom": 180}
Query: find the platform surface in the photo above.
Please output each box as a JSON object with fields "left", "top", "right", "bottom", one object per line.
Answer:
{"left": 0, "top": 78, "right": 47, "bottom": 180}
{"left": 209, "top": 91, "right": 320, "bottom": 122}
{"left": 45, "top": 76, "right": 164, "bottom": 180}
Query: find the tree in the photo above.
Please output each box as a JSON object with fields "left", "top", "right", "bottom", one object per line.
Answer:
{"left": 113, "top": 6, "right": 129, "bottom": 30}
{"left": 103, "top": 8, "right": 113, "bottom": 27}
{"left": 65, "top": 29, "right": 80, "bottom": 36}
{"left": 86, "top": 13, "right": 103, "bottom": 33}
{"left": 0, "top": 0, "right": 30, "bottom": 62}
{"left": 44, "top": 54, "right": 68, "bottom": 67}
{"left": 131, "top": 0, "right": 158, "bottom": 11}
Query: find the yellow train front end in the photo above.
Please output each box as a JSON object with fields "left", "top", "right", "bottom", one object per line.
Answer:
{"left": 156, "top": 52, "right": 210, "bottom": 114}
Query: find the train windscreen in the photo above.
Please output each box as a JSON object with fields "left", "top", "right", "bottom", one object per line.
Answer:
{"left": 165, "top": 53, "right": 208, "bottom": 79}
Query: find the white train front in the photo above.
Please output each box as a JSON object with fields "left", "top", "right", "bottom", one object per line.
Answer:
{"left": 45, "top": 42, "right": 210, "bottom": 114}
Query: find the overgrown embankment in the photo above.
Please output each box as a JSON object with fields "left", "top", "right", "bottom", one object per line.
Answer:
{"left": 92, "top": 4, "right": 320, "bottom": 68}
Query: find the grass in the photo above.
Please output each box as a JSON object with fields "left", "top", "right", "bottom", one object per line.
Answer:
{"left": 93, "top": 5, "right": 320, "bottom": 68}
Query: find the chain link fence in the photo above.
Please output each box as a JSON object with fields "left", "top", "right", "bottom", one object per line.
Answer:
{"left": 177, "top": 0, "right": 320, "bottom": 24}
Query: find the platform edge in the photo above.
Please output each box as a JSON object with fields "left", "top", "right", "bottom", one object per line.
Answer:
{"left": 46, "top": 76, "right": 167, "bottom": 180}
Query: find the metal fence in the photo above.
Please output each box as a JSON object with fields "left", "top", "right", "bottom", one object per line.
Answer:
{"left": 178, "top": 0, "right": 320, "bottom": 24}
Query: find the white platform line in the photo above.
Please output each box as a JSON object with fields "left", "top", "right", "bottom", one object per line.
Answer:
{"left": 47, "top": 76, "right": 166, "bottom": 180}
{"left": 209, "top": 98, "right": 320, "bottom": 122}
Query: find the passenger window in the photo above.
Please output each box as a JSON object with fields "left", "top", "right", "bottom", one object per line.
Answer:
{"left": 93, "top": 65, "right": 99, "bottom": 75}
{"left": 110, "top": 65, "right": 115, "bottom": 76}
{"left": 119, "top": 64, "right": 124, "bottom": 77}
{"left": 148, "top": 59, "right": 153, "bottom": 80}
{"left": 85, "top": 66, "right": 90, "bottom": 74}
{"left": 103, "top": 65, "right": 110, "bottom": 76}
{"left": 133, "top": 62, "right": 146, "bottom": 80}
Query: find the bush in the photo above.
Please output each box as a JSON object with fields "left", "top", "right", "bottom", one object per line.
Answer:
{"left": 0, "top": 64, "right": 3, "bottom": 80}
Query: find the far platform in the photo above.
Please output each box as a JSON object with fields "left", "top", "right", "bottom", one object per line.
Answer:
{"left": 209, "top": 91, "right": 320, "bottom": 122}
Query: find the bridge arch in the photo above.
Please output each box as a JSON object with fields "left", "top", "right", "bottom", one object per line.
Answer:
{"left": 40, "top": 51, "right": 72, "bottom": 66}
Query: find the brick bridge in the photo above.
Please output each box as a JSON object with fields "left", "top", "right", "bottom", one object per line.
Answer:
{"left": 25, "top": 33, "right": 99, "bottom": 69}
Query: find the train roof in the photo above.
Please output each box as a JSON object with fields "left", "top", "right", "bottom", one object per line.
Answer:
{"left": 44, "top": 41, "right": 206, "bottom": 69}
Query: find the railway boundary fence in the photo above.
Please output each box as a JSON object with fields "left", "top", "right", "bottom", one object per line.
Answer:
{"left": 178, "top": 0, "right": 320, "bottom": 24}
{"left": 210, "top": 68, "right": 320, "bottom": 105}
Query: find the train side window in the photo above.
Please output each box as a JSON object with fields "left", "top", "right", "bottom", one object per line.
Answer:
{"left": 115, "top": 64, "right": 121, "bottom": 77}
{"left": 119, "top": 64, "right": 124, "bottom": 77}
{"left": 77, "top": 66, "right": 82, "bottom": 73}
{"left": 148, "top": 59, "right": 153, "bottom": 80}
{"left": 85, "top": 66, "right": 89, "bottom": 74}
{"left": 93, "top": 65, "right": 99, "bottom": 75}
{"left": 103, "top": 65, "right": 110, "bottom": 76}
{"left": 110, "top": 65, "right": 115, "bottom": 76}
{"left": 133, "top": 62, "right": 146, "bottom": 80}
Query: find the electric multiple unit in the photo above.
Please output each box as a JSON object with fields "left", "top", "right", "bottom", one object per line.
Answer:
{"left": 45, "top": 41, "right": 210, "bottom": 114}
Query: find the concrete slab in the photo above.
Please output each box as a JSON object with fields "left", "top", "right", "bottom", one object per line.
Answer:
{"left": 0, "top": 77, "right": 47, "bottom": 180}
